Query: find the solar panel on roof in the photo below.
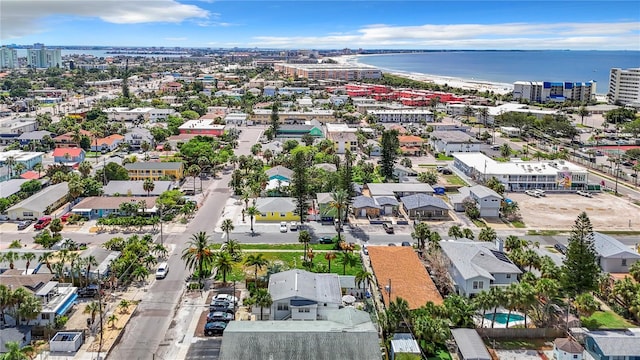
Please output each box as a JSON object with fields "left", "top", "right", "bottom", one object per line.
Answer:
{"left": 490, "top": 250, "right": 513, "bottom": 264}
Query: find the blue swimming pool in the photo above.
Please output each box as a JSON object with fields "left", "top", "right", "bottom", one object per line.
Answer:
{"left": 484, "top": 312, "right": 525, "bottom": 324}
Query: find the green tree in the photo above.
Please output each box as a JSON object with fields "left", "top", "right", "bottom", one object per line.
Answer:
{"left": 324, "top": 252, "right": 337, "bottom": 273}
{"left": 411, "top": 222, "right": 431, "bottom": 251}
{"left": 0, "top": 341, "right": 34, "bottom": 360}
{"left": 221, "top": 218, "right": 234, "bottom": 243}
{"left": 142, "top": 178, "right": 155, "bottom": 197}
{"left": 561, "top": 212, "right": 599, "bottom": 296}
{"left": 244, "top": 253, "right": 268, "bottom": 284}
{"left": 298, "top": 230, "right": 312, "bottom": 262}
{"left": 443, "top": 294, "right": 475, "bottom": 328}
{"left": 246, "top": 206, "right": 260, "bottom": 236}
{"left": 83, "top": 301, "right": 101, "bottom": 324}
{"left": 485, "top": 176, "right": 505, "bottom": 196}
{"left": 478, "top": 227, "right": 497, "bottom": 242}
{"left": 380, "top": 130, "right": 399, "bottom": 179}
{"left": 338, "top": 252, "right": 357, "bottom": 275}
{"left": 329, "top": 189, "right": 349, "bottom": 242}
{"left": 448, "top": 225, "right": 463, "bottom": 240}
{"left": 577, "top": 105, "right": 589, "bottom": 126}
{"left": 355, "top": 269, "right": 373, "bottom": 291}
{"left": 254, "top": 288, "right": 273, "bottom": 320}
{"left": 181, "top": 232, "right": 215, "bottom": 285}
{"left": 21, "top": 253, "right": 36, "bottom": 274}
{"left": 78, "top": 161, "right": 92, "bottom": 177}
{"left": 630, "top": 261, "right": 640, "bottom": 283}
{"left": 573, "top": 292, "right": 599, "bottom": 317}
{"left": 214, "top": 252, "right": 234, "bottom": 284}
{"left": 472, "top": 291, "right": 496, "bottom": 327}
{"left": 462, "top": 227, "right": 475, "bottom": 240}
{"left": 268, "top": 103, "right": 280, "bottom": 140}
{"left": 417, "top": 170, "right": 438, "bottom": 185}
{"left": 291, "top": 151, "right": 309, "bottom": 222}
{"left": 500, "top": 143, "right": 512, "bottom": 158}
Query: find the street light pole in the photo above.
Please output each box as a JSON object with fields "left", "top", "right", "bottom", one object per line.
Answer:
{"left": 385, "top": 279, "right": 392, "bottom": 307}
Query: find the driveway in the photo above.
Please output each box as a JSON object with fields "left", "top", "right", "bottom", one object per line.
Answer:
{"left": 185, "top": 338, "right": 221, "bottom": 360}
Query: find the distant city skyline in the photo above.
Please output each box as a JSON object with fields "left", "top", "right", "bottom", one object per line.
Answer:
{"left": 2, "top": 0, "right": 639, "bottom": 50}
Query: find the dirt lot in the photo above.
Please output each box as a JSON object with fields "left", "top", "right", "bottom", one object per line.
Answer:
{"left": 510, "top": 192, "right": 640, "bottom": 230}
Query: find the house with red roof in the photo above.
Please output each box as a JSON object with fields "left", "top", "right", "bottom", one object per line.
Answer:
{"left": 90, "top": 134, "right": 124, "bottom": 152}
{"left": 53, "top": 129, "right": 92, "bottom": 148}
{"left": 53, "top": 147, "right": 85, "bottom": 164}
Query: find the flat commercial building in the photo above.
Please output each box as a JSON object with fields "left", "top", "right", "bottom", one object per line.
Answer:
{"left": 274, "top": 63, "right": 382, "bottom": 81}
{"left": 608, "top": 68, "right": 640, "bottom": 107}
{"left": 513, "top": 81, "right": 596, "bottom": 103}
{"left": 368, "top": 109, "right": 433, "bottom": 123}
{"left": 453, "top": 152, "right": 589, "bottom": 192}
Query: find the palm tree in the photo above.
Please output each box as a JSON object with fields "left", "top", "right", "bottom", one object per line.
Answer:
{"left": 463, "top": 105, "right": 475, "bottom": 123}
{"left": 132, "top": 265, "right": 150, "bottom": 284}
{"left": 221, "top": 239, "right": 243, "bottom": 262}
{"left": 328, "top": 190, "right": 348, "bottom": 242}
{"left": 3, "top": 251, "right": 19, "bottom": 270}
{"left": 5, "top": 156, "right": 16, "bottom": 178}
{"left": 461, "top": 227, "right": 474, "bottom": 240}
{"left": 338, "top": 252, "right": 357, "bottom": 275}
{"left": 37, "top": 252, "right": 54, "bottom": 274}
{"left": 246, "top": 206, "right": 260, "bottom": 236}
{"left": 187, "top": 164, "right": 201, "bottom": 194}
{"left": 488, "top": 287, "right": 505, "bottom": 328}
{"left": 478, "top": 227, "right": 497, "bottom": 242}
{"left": 0, "top": 285, "right": 15, "bottom": 327}
{"left": 221, "top": 218, "right": 234, "bottom": 243}
{"left": 33, "top": 162, "right": 43, "bottom": 177}
{"left": 108, "top": 314, "right": 118, "bottom": 329}
{"left": 473, "top": 291, "right": 495, "bottom": 327}
{"left": 118, "top": 299, "right": 131, "bottom": 314}
{"left": 83, "top": 255, "right": 98, "bottom": 285}
{"left": 411, "top": 222, "right": 431, "bottom": 251}
{"left": 577, "top": 105, "right": 589, "bottom": 126}
{"left": 181, "top": 232, "right": 215, "bottom": 284}
{"left": 78, "top": 161, "right": 92, "bottom": 177}
{"left": 214, "top": 252, "right": 234, "bottom": 284}
{"left": 324, "top": 252, "right": 337, "bottom": 273}
{"left": 254, "top": 288, "right": 272, "bottom": 320}
{"left": 355, "top": 269, "right": 373, "bottom": 292}
{"left": 21, "top": 253, "right": 35, "bottom": 274}
{"left": 83, "top": 301, "right": 101, "bottom": 325}
{"left": 1, "top": 341, "right": 34, "bottom": 360}
{"left": 13, "top": 163, "right": 26, "bottom": 177}
{"left": 298, "top": 230, "right": 312, "bottom": 262}
{"left": 448, "top": 225, "right": 463, "bottom": 240}
{"left": 244, "top": 253, "right": 268, "bottom": 284}
{"left": 142, "top": 178, "right": 155, "bottom": 197}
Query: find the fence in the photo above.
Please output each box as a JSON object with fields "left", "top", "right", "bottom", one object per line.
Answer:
{"left": 477, "top": 327, "right": 565, "bottom": 339}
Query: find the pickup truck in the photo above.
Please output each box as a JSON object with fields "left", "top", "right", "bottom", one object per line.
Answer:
{"left": 34, "top": 216, "right": 52, "bottom": 230}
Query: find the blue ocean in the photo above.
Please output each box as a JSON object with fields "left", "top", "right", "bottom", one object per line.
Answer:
{"left": 355, "top": 51, "right": 640, "bottom": 93}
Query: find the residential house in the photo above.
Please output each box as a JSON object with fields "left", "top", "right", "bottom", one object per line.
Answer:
{"left": 261, "top": 141, "right": 284, "bottom": 156}
{"left": 553, "top": 338, "right": 583, "bottom": 360}
{"left": 124, "top": 162, "right": 184, "bottom": 181}
{"left": 367, "top": 246, "right": 443, "bottom": 309}
{"left": 0, "top": 179, "right": 45, "bottom": 198}
{"left": 0, "top": 150, "right": 44, "bottom": 172}
{"left": 79, "top": 248, "right": 121, "bottom": 279}
{"left": 254, "top": 197, "right": 300, "bottom": 222}
{"left": 71, "top": 196, "right": 158, "bottom": 219}
{"left": 352, "top": 195, "right": 381, "bottom": 218}
{"left": 401, "top": 193, "right": 450, "bottom": 220}
{"left": 393, "top": 164, "right": 417, "bottom": 179}
{"left": 0, "top": 272, "right": 77, "bottom": 327}
{"left": 219, "top": 308, "right": 380, "bottom": 360}
{"left": 103, "top": 180, "right": 173, "bottom": 196}
{"left": 338, "top": 275, "right": 363, "bottom": 298}
{"left": 268, "top": 269, "right": 342, "bottom": 320}
{"left": 429, "top": 130, "right": 481, "bottom": 156}
{"left": 390, "top": 333, "right": 421, "bottom": 360}
{"left": 398, "top": 135, "right": 426, "bottom": 156}
{"left": 276, "top": 124, "right": 324, "bottom": 140}
{"left": 0, "top": 327, "right": 32, "bottom": 354}
{"left": 0, "top": 118, "right": 37, "bottom": 143}
{"left": 265, "top": 165, "right": 294, "bottom": 183}
{"left": 375, "top": 196, "right": 399, "bottom": 216}
{"left": 439, "top": 240, "right": 522, "bottom": 297}
{"left": 53, "top": 129, "right": 92, "bottom": 148}
{"left": 124, "top": 128, "right": 154, "bottom": 150}
{"left": 52, "top": 147, "right": 85, "bottom": 165}
{"left": 316, "top": 192, "right": 335, "bottom": 221}
{"left": 327, "top": 131, "right": 358, "bottom": 154}
{"left": 451, "top": 329, "right": 492, "bottom": 360}
{"left": 364, "top": 183, "right": 435, "bottom": 198}
{"left": 6, "top": 182, "right": 69, "bottom": 220}
{"left": 90, "top": 134, "right": 124, "bottom": 152}
{"left": 364, "top": 139, "right": 381, "bottom": 156}
{"left": 17, "top": 130, "right": 53, "bottom": 146}
{"left": 593, "top": 232, "right": 640, "bottom": 273}
{"left": 584, "top": 329, "right": 640, "bottom": 360}
{"left": 449, "top": 185, "right": 503, "bottom": 217}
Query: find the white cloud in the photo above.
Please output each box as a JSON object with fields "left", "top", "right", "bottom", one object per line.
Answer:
{"left": 1, "top": 0, "right": 209, "bottom": 39}
{"left": 250, "top": 22, "right": 640, "bottom": 50}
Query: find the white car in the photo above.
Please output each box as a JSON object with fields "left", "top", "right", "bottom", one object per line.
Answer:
{"left": 214, "top": 293, "right": 239, "bottom": 304}
{"left": 524, "top": 190, "right": 540, "bottom": 197}
{"left": 577, "top": 190, "right": 593, "bottom": 198}
{"left": 289, "top": 221, "right": 298, "bottom": 231}
{"left": 280, "top": 222, "right": 288, "bottom": 233}
{"left": 533, "top": 189, "right": 546, "bottom": 197}
{"left": 155, "top": 262, "right": 169, "bottom": 279}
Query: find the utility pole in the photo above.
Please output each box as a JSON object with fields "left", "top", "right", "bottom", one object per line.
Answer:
{"left": 97, "top": 270, "right": 103, "bottom": 360}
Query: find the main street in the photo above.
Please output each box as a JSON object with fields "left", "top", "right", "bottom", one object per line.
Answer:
{"left": 108, "top": 126, "right": 262, "bottom": 360}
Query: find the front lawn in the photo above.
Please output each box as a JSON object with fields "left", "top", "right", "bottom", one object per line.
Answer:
{"left": 436, "top": 154, "right": 454, "bottom": 161}
{"left": 427, "top": 349, "right": 452, "bottom": 360}
{"left": 581, "top": 310, "right": 634, "bottom": 330}
{"left": 510, "top": 220, "right": 526, "bottom": 228}
{"left": 442, "top": 174, "right": 467, "bottom": 186}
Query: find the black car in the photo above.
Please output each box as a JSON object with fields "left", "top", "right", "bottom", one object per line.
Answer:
{"left": 441, "top": 168, "right": 453, "bottom": 175}
{"left": 554, "top": 243, "right": 567, "bottom": 255}
{"left": 78, "top": 285, "right": 100, "bottom": 298}
{"left": 204, "top": 321, "right": 227, "bottom": 336}
{"left": 318, "top": 236, "right": 334, "bottom": 244}
{"left": 401, "top": 241, "right": 412, "bottom": 247}
{"left": 210, "top": 300, "right": 234, "bottom": 313}
{"left": 207, "top": 311, "right": 234, "bottom": 323}
{"left": 382, "top": 223, "right": 394, "bottom": 234}
{"left": 17, "top": 220, "right": 32, "bottom": 230}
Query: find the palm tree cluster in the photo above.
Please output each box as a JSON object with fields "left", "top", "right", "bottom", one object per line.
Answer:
{"left": 0, "top": 284, "right": 42, "bottom": 326}
{"left": 102, "top": 234, "right": 165, "bottom": 286}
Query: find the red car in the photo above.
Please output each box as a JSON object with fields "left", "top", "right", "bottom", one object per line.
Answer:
{"left": 60, "top": 213, "right": 72, "bottom": 222}
{"left": 34, "top": 216, "right": 52, "bottom": 230}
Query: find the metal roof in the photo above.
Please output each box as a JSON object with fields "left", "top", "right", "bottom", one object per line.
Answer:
{"left": 400, "top": 193, "right": 449, "bottom": 210}
{"left": 103, "top": 180, "right": 174, "bottom": 196}
{"left": 593, "top": 232, "right": 640, "bottom": 259}
{"left": 7, "top": 182, "right": 68, "bottom": 213}
{"left": 255, "top": 197, "right": 296, "bottom": 213}
{"left": 451, "top": 328, "right": 491, "bottom": 360}
{"left": 268, "top": 269, "right": 342, "bottom": 304}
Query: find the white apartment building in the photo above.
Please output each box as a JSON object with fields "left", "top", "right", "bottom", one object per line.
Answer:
{"left": 27, "top": 46, "right": 62, "bottom": 69}
{"left": 513, "top": 81, "right": 596, "bottom": 103}
{"left": 608, "top": 68, "right": 640, "bottom": 107}
{"left": 0, "top": 46, "right": 18, "bottom": 69}
{"left": 453, "top": 152, "right": 589, "bottom": 192}
{"left": 250, "top": 109, "right": 335, "bottom": 124}
{"left": 368, "top": 109, "right": 433, "bottom": 123}
{"left": 104, "top": 107, "right": 175, "bottom": 122}
{"left": 274, "top": 63, "right": 382, "bottom": 81}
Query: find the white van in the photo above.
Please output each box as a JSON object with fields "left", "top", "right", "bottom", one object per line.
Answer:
{"left": 156, "top": 262, "right": 169, "bottom": 279}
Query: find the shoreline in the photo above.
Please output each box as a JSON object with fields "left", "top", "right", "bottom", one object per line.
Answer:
{"left": 329, "top": 54, "right": 515, "bottom": 95}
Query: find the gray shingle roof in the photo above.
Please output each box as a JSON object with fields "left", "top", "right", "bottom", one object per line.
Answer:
{"left": 470, "top": 185, "right": 503, "bottom": 200}
{"left": 365, "top": 183, "right": 434, "bottom": 197}
{"left": 316, "top": 192, "right": 333, "bottom": 204}
{"left": 401, "top": 193, "right": 449, "bottom": 210}
{"left": 103, "top": 180, "right": 174, "bottom": 196}
{"left": 587, "top": 329, "right": 640, "bottom": 356}
{"left": 430, "top": 130, "right": 477, "bottom": 143}
{"left": 219, "top": 309, "right": 380, "bottom": 360}
{"left": 593, "top": 232, "right": 640, "bottom": 259}
{"left": 255, "top": 197, "right": 296, "bottom": 213}
{"left": 451, "top": 328, "right": 491, "bottom": 360}
{"left": 352, "top": 195, "right": 381, "bottom": 209}
{"left": 124, "top": 161, "right": 183, "bottom": 171}
{"left": 17, "top": 130, "right": 53, "bottom": 140}
{"left": 268, "top": 269, "right": 342, "bottom": 304}
{"left": 440, "top": 240, "right": 522, "bottom": 280}
{"left": 0, "top": 326, "right": 32, "bottom": 353}
{"left": 7, "top": 182, "right": 68, "bottom": 213}
{"left": 315, "top": 163, "right": 337, "bottom": 172}
{"left": 374, "top": 196, "right": 399, "bottom": 206}
{"left": 265, "top": 165, "right": 294, "bottom": 180}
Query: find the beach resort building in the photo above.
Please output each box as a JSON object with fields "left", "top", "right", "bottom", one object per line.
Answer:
{"left": 273, "top": 63, "right": 382, "bottom": 80}
{"left": 453, "top": 152, "right": 589, "bottom": 192}
{"left": 512, "top": 81, "right": 596, "bottom": 103}
{"left": 608, "top": 67, "right": 640, "bottom": 107}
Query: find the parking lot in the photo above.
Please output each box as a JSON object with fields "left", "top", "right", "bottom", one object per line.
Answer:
{"left": 510, "top": 192, "right": 640, "bottom": 230}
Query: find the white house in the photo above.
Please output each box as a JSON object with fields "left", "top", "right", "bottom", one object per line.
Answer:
{"left": 593, "top": 232, "right": 640, "bottom": 273}
{"left": 439, "top": 240, "right": 521, "bottom": 297}
{"left": 267, "top": 269, "right": 342, "bottom": 321}
{"left": 429, "top": 130, "right": 481, "bottom": 156}
{"left": 449, "top": 185, "right": 503, "bottom": 217}
{"left": 553, "top": 338, "right": 583, "bottom": 360}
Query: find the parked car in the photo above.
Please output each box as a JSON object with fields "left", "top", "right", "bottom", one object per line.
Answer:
{"left": 34, "top": 216, "right": 52, "bottom": 230}
{"left": 388, "top": 243, "right": 397, "bottom": 246}
{"left": 17, "top": 220, "right": 32, "bottom": 230}
{"left": 78, "top": 285, "right": 100, "bottom": 298}
{"left": 0, "top": 214, "right": 9, "bottom": 221}
{"left": 382, "top": 223, "right": 394, "bottom": 234}
{"left": 524, "top": 190, "right": 540, "bottom": 198}
{"left": 362, "top": 244, "right": 368, "bottom": 255}
{"left": 207, "top": 311, "right": 234, "bottom": 323}
{"left": 576, "top": 190, "right": 593, "bottom": 198}
{"left": 441, "top": 168, "right": 452, "bottom": 175}
{"left": 155, "top": 262, "right": 169, "bottom": 279}
{"left": 214, "top": 293, "right": 238, "bottom": 304}
{"left": 533, "top": 189, "right": 546, "bottom": 197}
{"left": 279, "top": 222, "right": 288, "bottom": 233}
{"left": 554, "top": 243, "right": 568, "bottom": 255}
{"left": 210, "top": 300, "right": 234, "bottom": 313}
{"left": 401, "top": 241, "right": 412, "bottom": 247}
{"left": 491, "top": 144, "right": 501, "bottom": 150}
{"left": 60, "top": 213, "right": 72, "bottom": 222}
{"left": 289, "top": 221, "right": 298, "bottom": 231}
{"left": 318, "top": 236, "right": 334, "bottom": 244}
{"left": 204, "top": 321, "right": 227, "bottom": 336}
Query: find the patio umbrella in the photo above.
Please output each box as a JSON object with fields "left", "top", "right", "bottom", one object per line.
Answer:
{"left": 342, "top": 295, "right": 356, "bottom": 304}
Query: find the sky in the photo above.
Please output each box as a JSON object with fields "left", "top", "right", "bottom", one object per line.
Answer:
{"left": 1, "top": 0, "right": 639, "bottom": 50}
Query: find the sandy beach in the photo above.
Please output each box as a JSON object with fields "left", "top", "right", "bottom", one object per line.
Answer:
{"left": 329, "top": 54, "right": 514, "bottom": 95}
